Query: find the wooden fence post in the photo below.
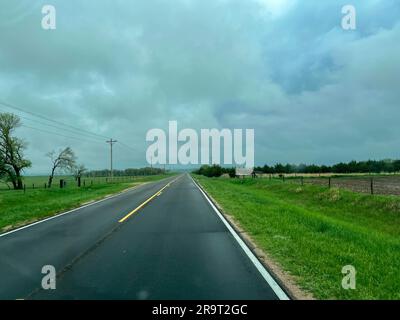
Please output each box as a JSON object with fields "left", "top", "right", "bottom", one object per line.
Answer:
{"left": 370, "top": 178, "right": 374, "bottom": 195}
{"left": 328, "top": 177, "right": 331, "bottom": 189}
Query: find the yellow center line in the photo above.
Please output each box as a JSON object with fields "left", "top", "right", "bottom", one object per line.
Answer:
{"left": 118, "top": 177, "right": 180, "bottom": 223}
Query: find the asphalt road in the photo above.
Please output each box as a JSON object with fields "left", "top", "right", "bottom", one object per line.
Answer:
{"left": 0, "top": 174, "right": 287, "bottom": 300}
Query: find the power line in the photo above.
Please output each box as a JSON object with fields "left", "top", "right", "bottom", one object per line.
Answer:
{"left": 0, "top": 100, "right": 109, "bottom": 140}
{"left": 0, "top": 101, "right": 137, "bottom": 152}
{"left": 0, "top": 107, "right": 105, "bottom": 143}
{"left": 0, "top": 99, "right": 151, "bottom": 173}
{"left": 118, "top": 141, "right": 137, "bottom": 152}
{"left": 1, "top": 100, "right": 139, "bottom": 162}
{"left": 21, "top": 125, "right": 105, "bottom": 144}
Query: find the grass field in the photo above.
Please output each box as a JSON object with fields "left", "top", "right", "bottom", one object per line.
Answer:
{"left": 286, "top": 175, "right": 400, "bottom": 196}
{"left": 194, "top": 175, "right": 400, "bottom": 300}
{"left": 257, "top": 174, "right": 400, "bottom": 196}
{"left": 0, "top": 174, "right": 175, "bottom": 233}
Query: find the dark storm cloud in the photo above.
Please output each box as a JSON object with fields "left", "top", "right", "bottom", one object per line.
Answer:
{"left": 0, "top": 0, "right": 399, "bottom": 173}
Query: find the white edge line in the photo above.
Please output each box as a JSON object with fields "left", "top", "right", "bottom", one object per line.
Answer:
{"left": 0, "top": 181, "right": 155, "bottom": 238}
{"left": 190, "top": 175, "right": 290, "bottom": 301}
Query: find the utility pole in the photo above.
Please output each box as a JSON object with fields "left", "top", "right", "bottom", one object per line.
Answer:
{"left": 106, "top": 139, "right": 117, "bottom": 179}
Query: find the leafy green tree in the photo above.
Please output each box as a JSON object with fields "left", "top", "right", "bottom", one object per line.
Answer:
{"left": 0, "top": 113, "right": 31, "bottom": 189}
{"left": 274, "top": 163, "right": 285, "bottom": 174}
{"left": 225, "top": 167, "right": 236, "bottom": 178}
{"left": 194, "top": 164, "right": 224, "bottom": 177}
{"left": 393, "top": 160, "right": 400, "bottom": 172}
{"left": 262, "top": 165, "right": 274, "bottom": 174}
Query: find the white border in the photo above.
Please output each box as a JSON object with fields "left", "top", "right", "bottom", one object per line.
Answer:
{"left": 190, "top": 175, "right": 290, "bottom": 300}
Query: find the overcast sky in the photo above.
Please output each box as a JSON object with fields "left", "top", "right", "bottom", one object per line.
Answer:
{"left": 0, "top": 0, "right": 399, "bottom": 174}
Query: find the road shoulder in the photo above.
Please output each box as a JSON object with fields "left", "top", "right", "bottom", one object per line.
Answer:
{"left": 193, "top": 176, "right": 315, "bottom": 300}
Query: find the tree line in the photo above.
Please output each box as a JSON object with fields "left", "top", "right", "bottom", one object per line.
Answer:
{"left": 194, "top": 159, "right": 400, "bottom": 178}
{"left": 254, "top": 160, "right": 400, "bottom": 174}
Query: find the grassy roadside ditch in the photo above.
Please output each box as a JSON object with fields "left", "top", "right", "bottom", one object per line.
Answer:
{"left": 193, "top": 175, "right": 400, "bottom": 300}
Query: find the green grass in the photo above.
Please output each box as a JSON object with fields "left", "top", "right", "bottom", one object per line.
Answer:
{"left": 193, "top": 175, "right": 400, "bottom": 300}
{"left": 0, "top": 174, "right": 175, "bottom": 232}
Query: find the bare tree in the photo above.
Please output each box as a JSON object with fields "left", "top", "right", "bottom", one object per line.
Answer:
{"left": 0, "top": 113, "right": 31, "bottom": 189}
{"left": 47, "top": 147, "right": 76, "bottom": 188}
{"left": 73, "top": 164, "right": 87, "bottom": 180}
{"left": 73, "top": 164, "right": 87, "bottom": 187}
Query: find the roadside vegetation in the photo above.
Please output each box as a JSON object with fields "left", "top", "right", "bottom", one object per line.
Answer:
{"left": 193, "top": 164, "right": 236, "bottom": 178}
{"left": 193, "top": 175, "right": 400, "bottom": 300}
{"left": 0, "top": 174, "right": 174, "bottom": 233}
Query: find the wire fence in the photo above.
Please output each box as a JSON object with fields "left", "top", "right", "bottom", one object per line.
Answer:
{"left": 0, "top": 176, "right": 139, "bottom": 192}
{"left": 266, "top": 175, "right": 400, "bottom": 196}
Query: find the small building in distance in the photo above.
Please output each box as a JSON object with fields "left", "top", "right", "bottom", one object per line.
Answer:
{"left": 235, "top": 167, "right": 255, "bottom": 178}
